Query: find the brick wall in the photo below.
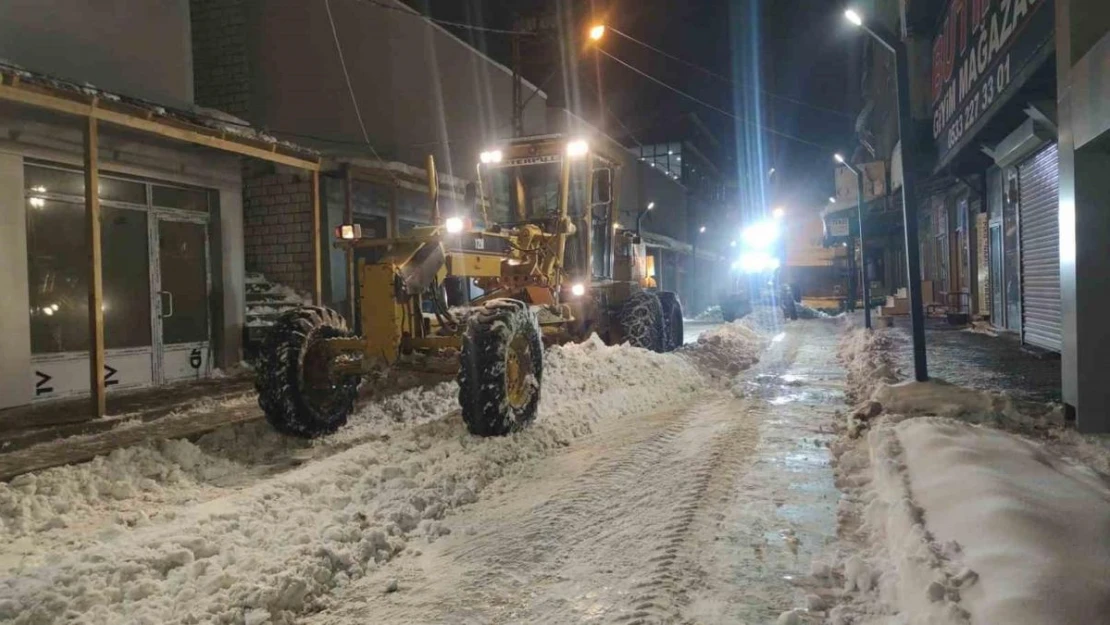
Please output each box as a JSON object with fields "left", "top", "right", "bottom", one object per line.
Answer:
{"left": 190, "top": 0, "right": 249, "bottom": 118}
{"left": 243, "top": 169, "right": 315, "bottom": 294}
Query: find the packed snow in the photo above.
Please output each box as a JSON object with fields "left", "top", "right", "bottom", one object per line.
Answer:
{"left": 825, "top": 322, "right": 1110, "bottom": 625}
{"left": 899, "top": 418, "right": 1110, "bottom": 624}
{"left": 0, "top": 321, "right": 766, "bottom": 624}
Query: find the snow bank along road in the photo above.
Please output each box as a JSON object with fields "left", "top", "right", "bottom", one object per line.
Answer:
{"left": 0, "top": 316, "right": 845, "bottom": 624}
{"left": 828, "top": 327, "right": 1110, "bottom": 625}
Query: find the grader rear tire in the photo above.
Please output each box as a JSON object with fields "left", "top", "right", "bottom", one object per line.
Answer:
{"left": 658, "top": 292, "right": 684, "bottom": 352}
{"left": 620, "top": 291, "right": 664, "bottom": 352}
{"left": 255, "top": 306, "right": 360, "bottom": 438}
{"left": 458, "top": 299, "right": 543, "bottom": 437}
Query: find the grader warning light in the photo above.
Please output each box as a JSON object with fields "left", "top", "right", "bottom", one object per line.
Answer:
{"left": 336, "top": 224, "right": 361, "bottom": 240}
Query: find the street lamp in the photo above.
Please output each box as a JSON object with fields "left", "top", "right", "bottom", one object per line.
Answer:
{"left": 636, "top": 201, "right": 655, "bottom": 235}
{"left": 772, "top": 206, "right": 786, "bottom": 220}
{"left": 829, "top": 197, "right": 837, "bottom": 204}
{"left": 835, "top": 153, "right": 872, "bottom": 330}
{"left": 845, "top": 8, "right": 928, "bottom": 381}
{"left": 587, "top": 24, "right": 606, "bottom": 130}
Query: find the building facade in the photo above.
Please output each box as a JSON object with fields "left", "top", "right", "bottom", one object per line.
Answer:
{"left": 857, "top": 0, "right": 1110, "bottom": 431}
{"left": 0, "top": 0, "right": 321, "bottom": 411}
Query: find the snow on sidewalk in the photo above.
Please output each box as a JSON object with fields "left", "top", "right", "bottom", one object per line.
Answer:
{"left": 897, "top": 418, "right": 1110, "bottom": 625}
{"left": 826, "top": 325, "right": 1110, "bottom": 625}
{"left": 0, "top": 322, "right": 765, "bottom": 625}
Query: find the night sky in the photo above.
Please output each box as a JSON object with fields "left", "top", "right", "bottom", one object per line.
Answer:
{"left": 407, "top": 0, "right": 862, "bottom": 216}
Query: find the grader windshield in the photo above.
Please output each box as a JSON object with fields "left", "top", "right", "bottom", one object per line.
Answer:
{"left": 482, "top": 161, "right": 589, "bottom": 224}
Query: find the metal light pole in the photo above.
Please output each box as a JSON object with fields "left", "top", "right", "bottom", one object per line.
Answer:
{"left": 836, "top": 155, "right": 872, "bottom": 329}
{"left": 845, "top": 9, "right": 928, "bottom": 381}
{"left": 692, "top": 225, "right": 706, "bottom": 312}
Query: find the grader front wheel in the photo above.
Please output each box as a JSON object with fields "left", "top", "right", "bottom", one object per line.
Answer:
{"left": 255, "top": 306, "right": 360, "bottom": 438}
{"left": 458, "top": 299, "right": 544, "bottom": 437}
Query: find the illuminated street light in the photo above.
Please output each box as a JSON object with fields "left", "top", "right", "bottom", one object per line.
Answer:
{"left": 589, "top": 24, "right": 606, "bottom": 41}
{"left": 834, "top": 153, "right": 846, "bottom": 163}
{"left": 699, "top": 225, "right": 706, "bottom": 234}
{"left": 843, "top": 7, "right": 929, "bottom": 380}
{"left": 647, "top": 201, "right": 655, "bottom": 210}
{"left": 829, "top": 197, "right": 837, "bottom": 204}
{"left": 772, "top": 207, "right": 786, "bottom": 220}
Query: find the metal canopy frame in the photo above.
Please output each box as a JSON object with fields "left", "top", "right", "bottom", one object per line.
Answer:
{"left": 0, "top": 72, "right": 323, "bottom": 418}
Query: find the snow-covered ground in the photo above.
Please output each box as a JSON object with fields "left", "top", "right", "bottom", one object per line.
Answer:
{"left": 825, "top": 324, "right": 1110, "bottom": 625}
{"left": 0, "top": 318, "right": 782, "bottom": 624}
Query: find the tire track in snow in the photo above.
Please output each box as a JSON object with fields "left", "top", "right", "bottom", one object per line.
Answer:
{"left": 308, "top": 397, "right": 762, "bottom": 625}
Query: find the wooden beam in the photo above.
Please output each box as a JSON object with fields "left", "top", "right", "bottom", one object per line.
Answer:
{"left": 344, "top": 167, "right": 356, "bottom": 322}
{"left": 312, "top": 169, "right": 323, "bottom": 306}
{"left": 85, "top": 116, "right": 106, "bottom": 418}
{"left": 0, "top": 82, "right": 320, "bottom": 171}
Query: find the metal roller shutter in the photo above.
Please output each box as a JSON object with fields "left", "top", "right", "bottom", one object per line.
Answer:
{"left": 1018, "top": 144, "right": 1061, "bottom": 352}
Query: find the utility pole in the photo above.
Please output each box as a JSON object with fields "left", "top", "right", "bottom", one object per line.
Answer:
{"left": 845, "top": 9, "right": 928, "bottom": 381}
{"left": 511, "top": 17, "right": 524, "bottom": 138}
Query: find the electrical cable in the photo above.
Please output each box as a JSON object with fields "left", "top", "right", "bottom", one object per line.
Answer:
{"left": 324, "top": 0, "right": 399, "bottom": 182}
{"left": 354, "top": 0, "right": 535, "bottom": 36}
{"left": 608, "top": 26, "right": 855, "bottom": 120}
{"left": 596, "top": 48, "right": 833, "bottom": 151}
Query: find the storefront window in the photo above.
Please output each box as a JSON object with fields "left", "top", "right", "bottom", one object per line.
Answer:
{"left": 25, "top": 164, "right": 147, "bottom": 204}
{"left": 152, "top": 184, "right": 210, "bottom": 212}
{"left": 27, "top": 199, "right": 90, "bottom": 353}
{"left": 26, "top": 200, "right": 153, "bottom": 353}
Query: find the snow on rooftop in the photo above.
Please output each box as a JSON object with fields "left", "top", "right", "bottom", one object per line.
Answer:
{"left": 0, "top": 63, "right": 317, "bottom": 157}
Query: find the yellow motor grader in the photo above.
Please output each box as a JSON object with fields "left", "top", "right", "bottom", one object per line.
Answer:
{"left": 255, "top": 134, "right": 684, "bottom": 438}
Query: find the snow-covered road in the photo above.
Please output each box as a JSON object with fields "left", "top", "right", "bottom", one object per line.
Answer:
{"left": 1, "top": 315, "right": 846, "bottom": 624}
{"left": 307, "top": 320, "right": 844, "bottom": 624}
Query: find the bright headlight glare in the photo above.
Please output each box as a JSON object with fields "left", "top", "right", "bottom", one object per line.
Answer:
{"left": 445, "top": 217, "right": 464, "bottom": 234}
{"left": 742, "top": 220, "right": 780, "bottom": 249}
{"left": 480, "top": 150, "right": 502, "bottom": 164}
{"left": 570, "top": 283, "right": 586, "bottom": 297}
{"left": 566, "top": 140, "right": 589, "bottom": 158}
{"left": 738, "top": 251, "right": 780, "bottom": 273}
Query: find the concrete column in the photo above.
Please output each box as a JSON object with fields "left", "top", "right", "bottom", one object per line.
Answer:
{"left": 0, "top": 152, "right": 31, "bottom": 409}
{"left": 1057, "top": 0, "right": 1110, "bottom": 432}
{"left": 216, "top": 185, "right": 245, "bottom": 368}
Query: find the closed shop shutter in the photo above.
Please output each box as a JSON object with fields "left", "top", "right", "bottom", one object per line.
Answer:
{"left": 1018, "top": 144, "right": 1061, "bottom": 352}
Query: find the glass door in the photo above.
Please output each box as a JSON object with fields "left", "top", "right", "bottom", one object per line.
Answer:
{"left": 155, "top": 218, "right": 211, "bottom": 383}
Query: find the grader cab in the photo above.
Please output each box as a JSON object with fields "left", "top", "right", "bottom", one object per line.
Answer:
{"left": 254, "top": 135, "right": 684, "bottom": 438}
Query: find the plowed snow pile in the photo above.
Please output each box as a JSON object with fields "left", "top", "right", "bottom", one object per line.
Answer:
{"left": 680, "top": 319, "right": 767, "bottom": 382}
{"left": 827, "top": 324, "right": 1110, "bottom": 625}
{"left": 0, "top": 333, "right": 731, "bottom": 625}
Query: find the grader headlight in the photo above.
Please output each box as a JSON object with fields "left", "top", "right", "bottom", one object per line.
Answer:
{"left": 480, "top": 149, "right": 503, "bottom": 164}
{"left": 566, "top": 139, "right": 589, "bottom": 158}
{"left": 445, "top": 217, "right": 465, "bottom": 234}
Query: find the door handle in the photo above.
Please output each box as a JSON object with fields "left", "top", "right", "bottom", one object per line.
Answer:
{"left": 160, "top": 291, "right": 175, "bottom": 318}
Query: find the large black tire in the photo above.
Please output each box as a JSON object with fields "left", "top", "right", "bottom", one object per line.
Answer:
{"left": 620, "top": 291, "right": 664, "bottom": 352}
{"left": 458, "top": 299, "right": 544, "bottom": 437}
{"left": 658, "top": 292, "right": 684, "bottom": 352}
{"left": 255, "top": 306, "right": 359, "bottom": 438}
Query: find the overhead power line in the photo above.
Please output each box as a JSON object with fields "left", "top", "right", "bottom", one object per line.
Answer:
{"left": 608, "top": 27, "right": 855, "bottom": 121}
{"left": 324, "top": 0, "right": 399, "bottom": 180}
{"left": 596, "top": 49, "right": 833, "bottom": 151}
{"left": 356, "top": 0, "right": 535, "bottom": 36}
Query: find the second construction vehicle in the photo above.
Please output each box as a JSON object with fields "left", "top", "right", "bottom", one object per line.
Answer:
{"left": 255, "top": 134, "right": 684, "bottom": 438}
